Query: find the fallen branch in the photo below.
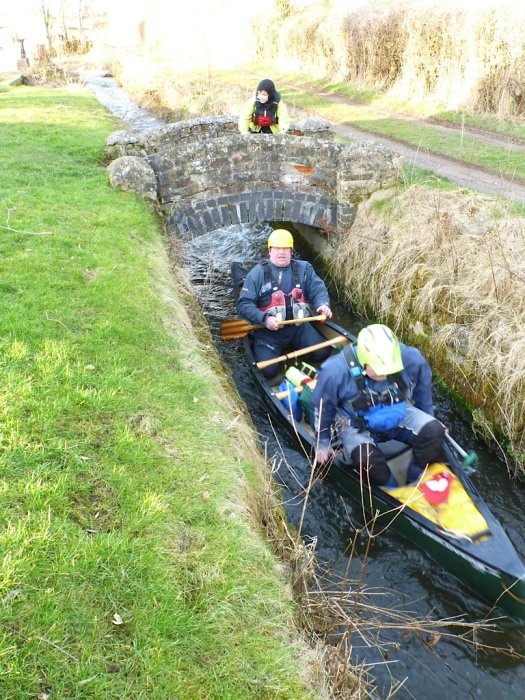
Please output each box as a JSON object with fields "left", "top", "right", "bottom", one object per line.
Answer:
{"left": 1, "top": 224, "right": 52, "bottom": 235}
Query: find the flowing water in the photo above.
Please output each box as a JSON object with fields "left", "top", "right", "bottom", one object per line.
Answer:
{"left": 85, "top": 73, "right": 525, "bottom": 699}
{"left": 82, "top": 70, "right": 166, "bottom": 132}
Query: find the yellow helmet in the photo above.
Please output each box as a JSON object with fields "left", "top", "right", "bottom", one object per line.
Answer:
{"left": 268, "top": 229, "right": 294, "bottom": 249}
{"left": 356, "top": 324, "right": 404, "bottom": 375}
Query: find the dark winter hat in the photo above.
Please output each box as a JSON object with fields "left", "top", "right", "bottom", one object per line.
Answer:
{"left": 256, "top": 79, "right": 276, "bottom": 99}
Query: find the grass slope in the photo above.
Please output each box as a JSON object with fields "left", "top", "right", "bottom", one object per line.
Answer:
{"left": 0, "top": 84, "right": 319, "bottom": 699}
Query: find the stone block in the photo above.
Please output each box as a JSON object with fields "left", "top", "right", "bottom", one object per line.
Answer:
{"left": 210, "top": 208, "right": 224, "bottom": 228}
{"left": 255, "top": 200, "right": 267, "bottom": 221}
{"left": 247, "top": 197, "right": 258, "bottom": 222}
{"left": 201, "top": 210, "right": 213, "bottom": 230}
{"left": 219, "top": 206, "right": 232, "bottom": 227}
{"left": 264, "top": 199, "right": 279, "bottom": 221}
{"left": 290, "top": 198, "right": 302, "bottom": 221}
{"left": 283, "top": 198, "right": 295, "bottom": 220}
{"left": 229, "top": 204, "right": 240, "bottom": 225}
{"left": 106, "top": 156, "right": 157, "bottom": 201}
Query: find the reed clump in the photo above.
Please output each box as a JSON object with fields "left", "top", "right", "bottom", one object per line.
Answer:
{"left": 331, "top": 184, "right": 525, "bottom": 471}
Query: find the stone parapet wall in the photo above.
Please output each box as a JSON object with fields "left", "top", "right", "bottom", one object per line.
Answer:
{"left": 106, "top": 115, "right": 400, "bottom": 241}
{"left": 148, "top": 133, "right": 339, "bottom": 205}
{"left": 105, "top": 115, "right": 334, "bottom": 160}
{"left": 105, "top": 115, "right": 240, "bottom": 160}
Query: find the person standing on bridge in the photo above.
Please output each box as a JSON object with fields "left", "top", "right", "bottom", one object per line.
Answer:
{"left": 237, "top": 229, "right": 332, "bottom": 378}
{"left": 238, "top": 78, "right": 290, "bottom": 135}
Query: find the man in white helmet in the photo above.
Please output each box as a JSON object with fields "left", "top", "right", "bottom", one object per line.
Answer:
{"left": 310, "top": 324, "right": 445, "bottom": 486}
{"left": 237, "top": 229, "right": 332, "bottom": 378}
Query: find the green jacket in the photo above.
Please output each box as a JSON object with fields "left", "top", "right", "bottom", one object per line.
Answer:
{"left": 238, "top": 96, "right": 290, "bottom": 135}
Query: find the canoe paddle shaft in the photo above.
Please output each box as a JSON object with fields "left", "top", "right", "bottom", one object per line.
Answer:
{"left": 220, "top": 314, "right": 327, "bottom": 341}
{"left": 275, "top": 384, "right": 305, "bottom": 400}
{"left": 255, "top": 334, "right": 349, "bottom": 370}
{"left": 445, "top": 432, "right": 478, "bottom": 468}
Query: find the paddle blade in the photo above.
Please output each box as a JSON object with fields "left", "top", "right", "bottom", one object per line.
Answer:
{"left": 219, "top": 319, "right": 260, "bottom": 342}
{"left": 462, "top": 451, "right": 478, "bottom": 468}
{"left": 220, "top": 313, "right": 328, "bottom": 342}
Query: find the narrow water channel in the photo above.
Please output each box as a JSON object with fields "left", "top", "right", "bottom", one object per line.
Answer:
{"left": 85, "top": 73, "right": 525, "bottom": 699}
{"left": 186, "top": 223, "right": 525, "bottom": 700}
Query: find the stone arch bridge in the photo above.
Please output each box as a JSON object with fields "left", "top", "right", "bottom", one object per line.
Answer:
{"left": 105, "top": 115, "right": 400, "bottom": 249}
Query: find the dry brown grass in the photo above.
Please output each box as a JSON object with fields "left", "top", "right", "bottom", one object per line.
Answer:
{"left": 331, "top": 184, "right": 525, "bottom": 469}
{"left": 104, "top": 53, "right": 246, "bottom": 121}
{"left": 266, "top": 0, "right": 525, "bottom": 117}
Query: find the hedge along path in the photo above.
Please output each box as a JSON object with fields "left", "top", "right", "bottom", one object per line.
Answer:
{"left": 0, "top": 84, "right": 333, "bottom": 699}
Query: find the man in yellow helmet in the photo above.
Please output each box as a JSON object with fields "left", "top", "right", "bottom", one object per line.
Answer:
{"left": 310, "top": 324, "right": 445, "bottom": 486}
{"left": 237, "top": 229, "right": 332, "bottom": 378}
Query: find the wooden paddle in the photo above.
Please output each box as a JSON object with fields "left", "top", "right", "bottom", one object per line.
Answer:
{"left": 220, "top": 314, "right": 327, "bottom": 342}
{"left": 256, "top": 334, "right": 349, "bottom": 370}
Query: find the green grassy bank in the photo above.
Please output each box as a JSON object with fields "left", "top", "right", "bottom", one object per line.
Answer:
{"left": 0, "top": 84, "right": 323, "bottom": 698}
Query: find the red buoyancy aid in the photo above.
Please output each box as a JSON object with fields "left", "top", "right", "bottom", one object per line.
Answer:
{"left": 259, "top": 288, "right": 287, "bottom": 321}
{"left": 252, "top": 100, "right": 279, "bottom": 127}
{"left": 258, "top": 261, "right": 310, "bottom": 322}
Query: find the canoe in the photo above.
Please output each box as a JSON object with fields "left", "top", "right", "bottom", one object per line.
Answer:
{"left": 230, "top": 263, "right": 525, "bottom": 620}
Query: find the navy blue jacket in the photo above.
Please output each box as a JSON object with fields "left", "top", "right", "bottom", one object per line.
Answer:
{"left": 310, "top": 344, "right": 434, "bottom": 449}
{"left": 237, "top": 259, "right": 330, "bottom": 326}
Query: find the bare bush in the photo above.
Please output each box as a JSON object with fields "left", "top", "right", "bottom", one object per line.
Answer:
{"left": 266, "top": 3, "right": 406, "bottom": 86}
{"left": 261, "top": 0, "right": 525, "bottom": 117}
{"left": 391, "top": 3, "right": 525, "bottom": 114}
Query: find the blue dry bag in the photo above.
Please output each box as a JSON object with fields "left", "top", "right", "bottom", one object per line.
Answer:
{"left": 278, "top": 380, "right": 303, "bottom": 422}
{"left": 365, "top": 401, "right": 407, "bottom": 432}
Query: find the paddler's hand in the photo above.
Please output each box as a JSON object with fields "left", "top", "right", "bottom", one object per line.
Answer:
{"left": 315, "top": 446, "right": 335, "bottom": 464}
{"left": 316, "top": 304, "right": 332, "bottom": 319}
{"left": 264, "top": 315, "right": 280, "bottom": 331}
{"left": 312, "top": 447, "right": 335, "bottom": 484}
